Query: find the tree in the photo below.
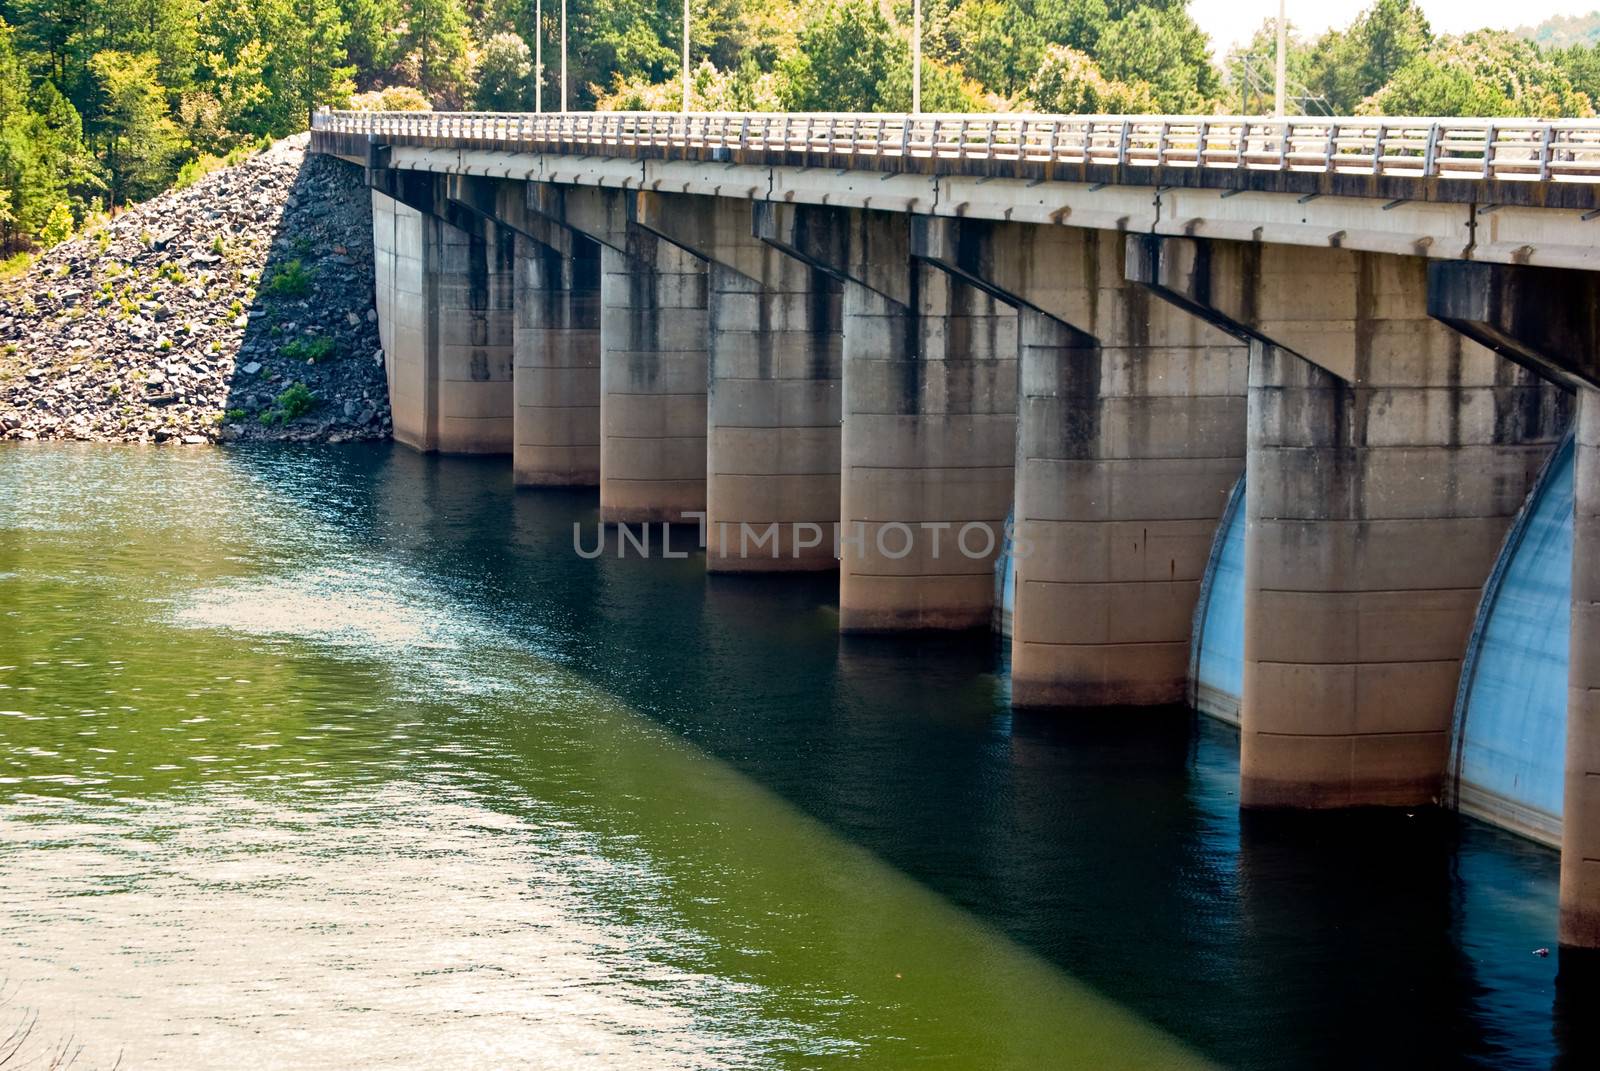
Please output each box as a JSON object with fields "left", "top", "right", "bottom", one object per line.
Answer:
{"left": 88, "top": 50, "right": 181, "bottom": 208}
{"left": 1303, "top": 0, "right": 1431, "bottom": 114}
{"left": 779, "top": 0, "right": 900, "bottom": 112}
{"left": 339, "top": 0, "right": 401, "bottom": 88}
{"left": 38, "top": 198, "right": 72, "bottom": 245}
{"left": 1095, "top": 5, "right": 1218, "bottom": 113}
{"left": 398, "top": 0, "right": 472, "bottom": 107}
{"left": 1366, "top": 31, "right": 1593, "bottom": 118}
{"left": 1027, "top": 42, "right": 1156, "bottom": 113}
{"left": 475, "top": 31, "right": 537, "bottom": 111}
{"left": 1225, "top": 19, "right": 1319, "bottom": 114}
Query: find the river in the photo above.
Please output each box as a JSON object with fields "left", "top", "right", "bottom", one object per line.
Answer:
{"left": 0, "top": 444, "right": 1578, "bottom": 1068}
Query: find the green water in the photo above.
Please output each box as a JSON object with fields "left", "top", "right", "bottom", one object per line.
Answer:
{"left": 0, "top": 444, "right": 1211, "bottom": 1069}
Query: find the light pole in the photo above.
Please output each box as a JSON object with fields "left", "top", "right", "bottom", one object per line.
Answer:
{"left": 912, "top": 0, "right": 922, "bottom": 114}
{"left": 682, "top": 0, "right": 691, "bottom": 113}
{"left": 1273, "top": 0, "right": 1287, "bottom": 117}
{"left": 561, "top": 0, "right": 568, "bottom": 112}
{"left": 535, "top": 0, "right": 542, "bottom": 113}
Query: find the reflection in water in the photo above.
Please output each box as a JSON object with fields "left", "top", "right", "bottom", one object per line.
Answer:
{"left": 0, "top": 445, "right": 1201, "bottom": 1069}
{"left": 0, "top": 443, "right": 1573, "bottom": 1069}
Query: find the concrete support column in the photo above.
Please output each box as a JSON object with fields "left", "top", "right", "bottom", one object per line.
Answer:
{"left": 1136, "top": 240, "right": 1562, "bottom": 806}
{"left": 838, "top": 265, "right": 1017, "bottom": 631}
{"left": 1564, "top": 389, "right": 1600, "bottom": 951}
{"left": 998, "top": 229, "right": 1246, "bottom": 707}
{"left": 1424, "top": 259, "right": 1600, "bottom": 953}
{"left": 369, "top": 187, "right": 514, "bottom": 454}
{"left": 512, "top": 232, "right": 601, "bottom": 485}
{"left": 598, "top": 234, "right": 709, "bottom": 523}
{"left": 706, "top": 262, "right": 841, "bottom": 570}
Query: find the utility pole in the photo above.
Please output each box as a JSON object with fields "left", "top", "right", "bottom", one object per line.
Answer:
{"left": 683, "top": 0, "right": 691, "bottom": 113}
{"left": 1273, "top": 0, "right": 1287, "bottom": 118}
{"left": 912, "top": 0, "right": 922, "bottom": 114}
{"left": 536, "top": 0, "right": 543, "bottom": 113}
{"left": 561, "top": 0, "right": 568, "bottom": 112}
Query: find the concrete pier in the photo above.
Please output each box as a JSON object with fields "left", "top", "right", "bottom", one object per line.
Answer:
{"left": 636, "top": 195, "right": 842, "bottom": 571}
{"left": 371, "top": 187, "right": 514, "bottom": 454}
{"left": 838, "top": 263, "right": 1017, "bottom": 631}
{"left": 512, "top": 231, "right": 601, "bottom": 486}
{"left": 704, "top": 263, "right": 842, "bottom": 569}
{"left": 1425, "top": 259, "right": 1600, "bottom": 952}
{"left": 598, "top": 232, "right": 709, "bottom": 524}
{"left": 967, "top": 227, "right": 1247, "bottom": 707}
{"left": 1567, "top": 389, "right": 1600, "bottom": 951}
{"left": 1135, "top": 239, "right": 1565, "bottom": 807}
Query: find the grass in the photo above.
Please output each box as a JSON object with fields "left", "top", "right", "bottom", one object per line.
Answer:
{"left": 279, "top": 335, "right": 336, "bottom": 363}
{"left": 0, "top": 252, "right": 35, "bottom": 282}
{"left": 174, "top": 137, "right": 272, "bottom": 190}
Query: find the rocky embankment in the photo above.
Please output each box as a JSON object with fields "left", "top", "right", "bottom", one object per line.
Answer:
{"left": 0, "top": 134, "right": 391, "bottom": 444}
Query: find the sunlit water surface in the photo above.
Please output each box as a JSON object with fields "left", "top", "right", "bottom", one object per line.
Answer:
{"left": 0, "top": 444, "right": 1579, "bottom": 1069}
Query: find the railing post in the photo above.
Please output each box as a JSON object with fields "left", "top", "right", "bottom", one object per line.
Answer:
{"left": 1045, "top": 119, "right": 1058, "bottom": 160}
{"left": 1539, "top": 123, "right": 1555, "bottom": 181}
{"left": 1371, "top": 122, "right": 1386, "bottom": 175}
{"left": 1423, "top": 123, "right": 1440, "bottom": 177}
{"left": 900, "top": 115, "right": 911, "bottom": 156}
{"left": 1237, "top": 120, "right": 1250, "bottom": 168}
{"left": 1482, "top": 122, "right": 1497, "bottom": 179}
{"left": 1116, "top": 120, "right": 1130, "bottom": 167}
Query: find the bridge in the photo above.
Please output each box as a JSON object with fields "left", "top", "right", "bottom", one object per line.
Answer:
{"left": 311, "top": 110, "right": 1600, "bottom": 957}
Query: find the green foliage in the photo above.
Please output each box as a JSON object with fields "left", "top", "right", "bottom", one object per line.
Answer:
{"left": 400, "top": 0, "right": 473, "bottom": 106}
{"left": 1028, "top": 45, "right": 1157, "bottom": 114}
{"left": 175, "top": 138, "right": 269, "bottom": 189}
{"left": 280, "top": 334, "right": 337, "bottom": 362}
{"left": 780, "top": 0, "right": 902, "bottom": 112}
{"left": 38, "top": 200, "right": 72, "bottom": 246}
{"left": 1365, "top": 31, "right": 1593, "bottom": 118}
{"left": 349, "top": 86, "right": 433, "bottom": 111}
{"left": 90, "top": 50, "right": 182, "bottom": 209}
{"left": 1304, "top": 0, "right": 1433, "bottom": 114}
{"left": 5, "top": 0, "right": 1600, "bottom": 261}
{"left": 476, "top": 32, "right": 538, "bottom": 111}
{"left": 259, "top": 381, "right": 316, "bottom": 424}
{"left": 262, "top": 258, "right": 314, "bottom": 298}
{"left": 0, "top": 251, "right": 32, "bottom": 280}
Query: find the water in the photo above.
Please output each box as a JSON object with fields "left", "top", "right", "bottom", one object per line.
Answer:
{"left": 0, "top": 444, "right": 1582, "bottom": 1069}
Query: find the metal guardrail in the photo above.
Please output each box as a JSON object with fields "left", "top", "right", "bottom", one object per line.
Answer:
{"left": 313, "top": 110, "right": 1600, "bottom": 183}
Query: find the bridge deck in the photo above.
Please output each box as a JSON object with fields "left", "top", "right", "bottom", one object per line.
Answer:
{"left": 314, "top": 111, "right": 1600, "bottom": 210}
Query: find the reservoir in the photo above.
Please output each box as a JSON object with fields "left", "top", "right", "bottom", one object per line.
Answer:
{"left": 0, "top": 444, "right": 1579, "bottom": 1069}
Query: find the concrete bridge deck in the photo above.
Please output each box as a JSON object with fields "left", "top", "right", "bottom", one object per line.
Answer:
{"left": 311, "top": 109, "right": 1600, "bottom": 959}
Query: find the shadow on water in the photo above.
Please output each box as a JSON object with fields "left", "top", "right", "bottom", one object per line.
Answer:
{"left": 226, "top": 443, "right": 1571, "bottom": 1071}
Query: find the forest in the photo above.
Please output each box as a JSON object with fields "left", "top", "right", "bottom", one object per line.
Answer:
{"left": 5, "top": 0, "right": 1600, "bottom": 258}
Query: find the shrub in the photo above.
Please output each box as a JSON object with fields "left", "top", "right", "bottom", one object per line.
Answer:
{"left": 40, "top": 202, "right": 75, "bottom": 247}
{"left": 279, "top": 335, "right": 336, "bottom": 362}
{"left": 348, "top": 86, "right": 432, "bottom": 112}
{"left": 262, "top": 258, "right": 313, "bottom": 298}
{"left": 259, "top": 382, "right": 316, "bottom": 425}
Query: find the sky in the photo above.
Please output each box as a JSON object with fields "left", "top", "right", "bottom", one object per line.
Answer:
{"left": 1190, "top": 0, "right": 1600, "bottom": 58}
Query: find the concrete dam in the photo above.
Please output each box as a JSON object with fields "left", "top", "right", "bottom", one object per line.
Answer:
{"left": 310, "top": 110, "right": 1600, "bottom": 957}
